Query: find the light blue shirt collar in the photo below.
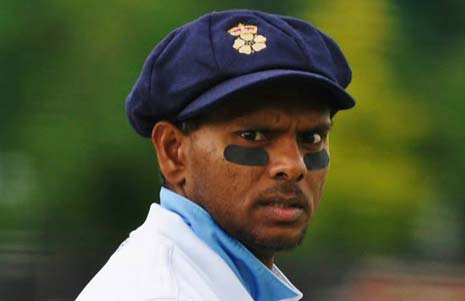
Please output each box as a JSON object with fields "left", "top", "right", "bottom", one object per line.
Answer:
{"left": 160, "top": 187, "right": 300, "bottom": 301}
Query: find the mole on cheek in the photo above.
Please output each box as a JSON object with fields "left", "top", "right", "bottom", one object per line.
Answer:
{"left": 304, "top": 149, "right": 330, "bottom": 170}
{"left": 223, "top": 145, "right": 269, "bottom": 166}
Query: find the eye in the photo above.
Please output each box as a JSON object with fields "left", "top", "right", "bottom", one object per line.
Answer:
{"left": 312, "top": 133, "right": 322, "bottom": 144}
{"left": 239, "top": 130, "right": 267, "bottom": 141}
{"left": 298, "top": 132, "right": 323, "bottom": 144}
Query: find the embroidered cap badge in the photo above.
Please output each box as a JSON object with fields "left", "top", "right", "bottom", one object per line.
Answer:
{"left": 228, "top": 23, "right": 267, "bottom": 55}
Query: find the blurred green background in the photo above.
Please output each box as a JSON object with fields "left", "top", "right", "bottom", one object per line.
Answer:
{"left": 1, "top": 0, "right": 464, "bottom": 300}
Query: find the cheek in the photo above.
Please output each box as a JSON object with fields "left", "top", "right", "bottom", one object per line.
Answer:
{"left": 187, "top": 155, "right": 264, "bottom": 235}
{"left": 186, "top": 143, "right": 260, "bottom": 211}
{"left": 301, "top": 169, "right": 329, "bottom": 209}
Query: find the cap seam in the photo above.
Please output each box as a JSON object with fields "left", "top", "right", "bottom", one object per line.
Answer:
{"left": 253, "top": 11, "right": 309, "bottom": 68}
{"left": 208, "top": 14, "right": 221, "bottom": 74}
{"left": 320, "top": 31, "right": 352, "bottom": 87}
{"left": 149, "top": 27, "right": 183, "bottom": 101}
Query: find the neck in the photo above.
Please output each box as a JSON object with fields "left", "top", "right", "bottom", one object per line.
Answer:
{"left": 249, "top": 247, "right": 275, "bottom": 269}
{"left": 260, "top": 256, "right": 274, "bottom": 269}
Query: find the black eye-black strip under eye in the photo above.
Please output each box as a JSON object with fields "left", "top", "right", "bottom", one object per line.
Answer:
{"left": 304, "top": 149, "right": 330, "bottom": 170}
{"left": 224, "top": 145, "right": 269, "bottom": 166}
{"left": 224, "top": 145, "right": 329, "bottom": 170}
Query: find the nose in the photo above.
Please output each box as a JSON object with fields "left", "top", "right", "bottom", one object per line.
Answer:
{"left": 268, "top": 137, "right": 307, "bottom": 182}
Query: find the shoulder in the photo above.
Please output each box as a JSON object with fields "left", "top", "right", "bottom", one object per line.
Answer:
{"left": 76, "top": 204, "right": 221, "bottom": 301}
{"left": 76, "top": 229, "right": 178, "bottom": 300}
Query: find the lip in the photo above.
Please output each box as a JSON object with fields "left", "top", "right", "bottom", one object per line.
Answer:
{"left": 257, "top": 198, "right": 307, "bottom": 223}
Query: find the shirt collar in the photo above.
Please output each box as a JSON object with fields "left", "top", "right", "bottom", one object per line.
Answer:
{"left": 160, "top": 187, "right": 302, "bottom": 301}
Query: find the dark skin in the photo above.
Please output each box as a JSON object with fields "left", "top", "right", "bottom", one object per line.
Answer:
{"left": 152, "top": 87, "right": 332, "bottom": 268}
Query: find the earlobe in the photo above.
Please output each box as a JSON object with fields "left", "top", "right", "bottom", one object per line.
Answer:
{"left": 151, "top": 121, "right": 187, "bottom": 188}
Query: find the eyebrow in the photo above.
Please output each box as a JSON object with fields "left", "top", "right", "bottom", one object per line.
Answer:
{"left": 301, "top": 122, "right": 333, "bottom": 133}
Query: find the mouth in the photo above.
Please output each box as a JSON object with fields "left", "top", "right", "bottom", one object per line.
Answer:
{"left": 256, "top": 197, "right": 308, "bottom": 223}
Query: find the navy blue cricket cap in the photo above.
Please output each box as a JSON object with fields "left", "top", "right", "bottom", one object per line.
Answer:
{"left": 126, "top": 9, "right": 356, "bottom": 137}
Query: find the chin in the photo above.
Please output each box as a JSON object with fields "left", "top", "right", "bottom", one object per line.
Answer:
{"left": 237, "top": 225, "right": 308, "bottom": 253}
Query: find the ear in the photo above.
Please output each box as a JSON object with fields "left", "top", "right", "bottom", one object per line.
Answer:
{"left": 151, "top": 121, "right": 188, "bottom": 188}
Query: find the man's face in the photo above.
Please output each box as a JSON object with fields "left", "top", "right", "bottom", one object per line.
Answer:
{"left": 182, "top": 89, "right": 332, "bottom": 256}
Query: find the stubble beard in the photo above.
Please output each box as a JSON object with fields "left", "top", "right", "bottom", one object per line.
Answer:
{"left": 232, "top": 223, "right": 309, "bottom": 254}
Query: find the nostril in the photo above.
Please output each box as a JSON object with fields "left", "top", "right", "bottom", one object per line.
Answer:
{"left": 276, "top": 172, "right": 287, "bottom": 179}
{"left": 275, "top": 172, "right": 304, "bottom": 182}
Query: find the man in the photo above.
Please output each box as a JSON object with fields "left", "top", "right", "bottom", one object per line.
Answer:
{"left": 77, "top": 9, "right": 355, "bottom": 301}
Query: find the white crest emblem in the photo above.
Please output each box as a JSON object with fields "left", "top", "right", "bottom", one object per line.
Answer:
{"left": 228, "top": 23, "right": 267, "bottom": 55}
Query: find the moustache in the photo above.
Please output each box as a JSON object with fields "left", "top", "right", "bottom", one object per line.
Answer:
{"left": 255, "top": 184, "right": 309, "bottom": 210}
